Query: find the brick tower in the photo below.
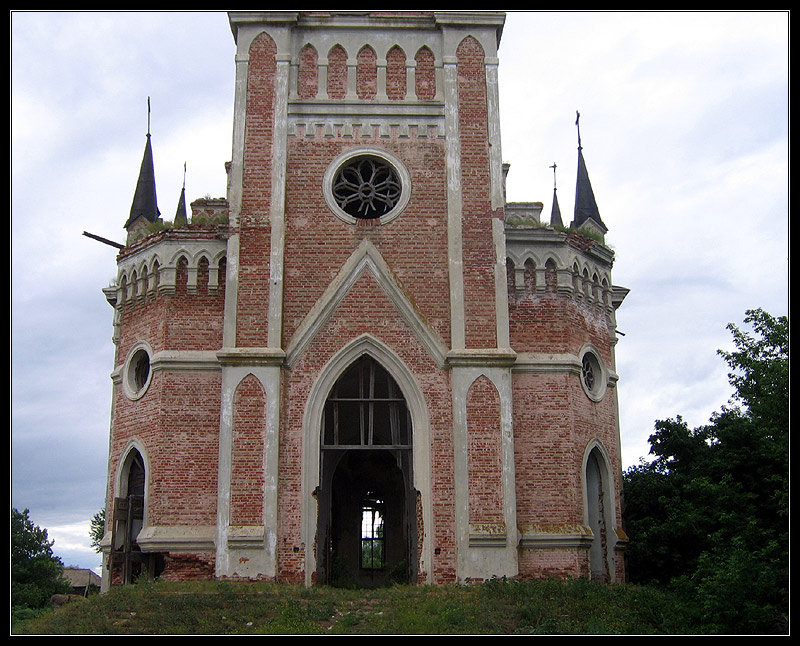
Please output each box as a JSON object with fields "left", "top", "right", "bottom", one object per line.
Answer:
{"left": 101, "top": 11, "right": 628, "bottom": 590}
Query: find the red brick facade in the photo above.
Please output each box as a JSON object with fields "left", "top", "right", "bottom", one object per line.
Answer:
{"left": 102, "top": 12, "right": 627, "bottom": 590}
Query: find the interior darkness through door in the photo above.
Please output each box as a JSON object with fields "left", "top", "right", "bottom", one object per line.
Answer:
{"left": 316, "top": 355, "right": 416, "bottom": 587}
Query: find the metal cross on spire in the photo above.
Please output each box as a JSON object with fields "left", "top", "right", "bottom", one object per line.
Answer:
{"left": 575, "top": 110, "right": 582, "bottom": 150}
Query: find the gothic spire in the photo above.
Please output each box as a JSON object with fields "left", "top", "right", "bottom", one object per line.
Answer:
{"left": 549, "top": 162, "right": 563, "bottom": 227}
{"left": 124, "top": 98, "right": 161, "bottom": 230}
{"left": 174, "top": 162, "right": 188, "bottom": 226}
{"left": 572, "top": 111, "right": 607, "bottom": 234}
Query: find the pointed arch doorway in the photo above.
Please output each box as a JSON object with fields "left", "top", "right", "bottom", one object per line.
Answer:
{"left": 316, "top": 355, "right": 417, "bottom": 587}
{"left": 585, "top": 444, "right": 614, "bottom": 583}
{"left": 111, "top": 447, "right": 165, "bottom": 584}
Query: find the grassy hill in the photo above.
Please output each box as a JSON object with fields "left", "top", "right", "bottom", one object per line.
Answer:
{"left": 13, "top": 577, "right": 705, "bottom": 635}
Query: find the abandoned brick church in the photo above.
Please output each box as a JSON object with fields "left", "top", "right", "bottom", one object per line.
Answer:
{"left": 100, "top": 11, "right": 629, "bottom": 591}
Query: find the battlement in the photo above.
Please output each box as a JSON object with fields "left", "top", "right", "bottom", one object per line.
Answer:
{"left": 109, "top": 226, "right": 228, "bottom": 309}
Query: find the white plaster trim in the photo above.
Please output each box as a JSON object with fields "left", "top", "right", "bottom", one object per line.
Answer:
{"left": 469, "top": 522, "right": 507, "bottom": 548}
{"left": 121, "top": 341, "right": 154, "bottom": 401}
{"left": 579, "top": 343, "right": 609, "bottom": 402}
{"left": 112, "top": 350, "right": 224, "bottom": 385}
{"left": 284, "top": 239, "right": 449, "bottom": 369}
{"left": 512, "top": 352, "right": 582, "bottom": 375}
{"left": 149, "top": 350, "right": 222, "bottom": 372}
{"left": 451, "top": 367, "right": 519, "bottom": 581}
{"left": 136, "top": 525, "right": 216, "bottom": 553}
{"left": 215, "top": 365, "right": 282, "bottom": 580}
{"left": 114, "top": 439, "right": 151, "bottom": 514}
{"left": 485, "top": 60, "right": 504, "bottom": 212}
{"left": 268, "top": 55, "right": 290, "bottom": 349}
{"left": 513, "top": 352, "right": 619, "bottom": 388}
{"left": 226, "top": 525, "right": 266, "bottom": 550}
{"left": 493, "top": 217, "right": 510, "bottom": 349}
{"left": 443, "top": 57, "right": 465, "bottom": 350}
{"left": 220, "top": 233, "right": 239, "bottom": 348}
{"left": 518, "top": 527, "right": 594, "bottom": 550}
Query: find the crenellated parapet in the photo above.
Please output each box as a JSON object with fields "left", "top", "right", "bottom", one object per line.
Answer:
{"left": 107, "top": 227, "right": 228, "bottom": 310}
{"left": 504, "top": 220, "right": 626, "bottom": 330}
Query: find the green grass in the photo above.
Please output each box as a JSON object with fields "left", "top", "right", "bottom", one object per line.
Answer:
{"left": 12, "top": 577, "right": 703, "bottom": 635}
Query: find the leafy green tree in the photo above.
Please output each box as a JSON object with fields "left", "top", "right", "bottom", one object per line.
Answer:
{"left": 11, "top": 508, "right": 72, "bottom": 609}
{"left": 623, "top": 309, "right": 788, "bottom": 633}
{"left": 90, "top": 508, "right": 106, "bottom": 553}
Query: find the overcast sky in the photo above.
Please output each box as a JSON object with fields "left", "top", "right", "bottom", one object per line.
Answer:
{"left": 11, "top": 11, "right": 788, "bottom": 574}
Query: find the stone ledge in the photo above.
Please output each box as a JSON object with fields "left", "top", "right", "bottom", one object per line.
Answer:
{"left": 446, "top": 348, "right": 517, "bottom": 368}
{"left": 517, "top": 523, "right": 594, "bottom": 550}
{"left": 135, "top": 525, "right": 216, "bottom": 553}
{"left": 216, "top": 348, "right": 286, "bottom": 367}
{"left": 227, "top": 525, "right": 266, "bottom": 550}
{"left": 468, "top": 522, "right": 507, "bottom": 547}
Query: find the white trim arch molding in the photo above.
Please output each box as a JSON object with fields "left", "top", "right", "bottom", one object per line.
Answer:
{"left": 581, "top": 439, "right": 619, "bottom": 583}
{"left": 300, "top": 334, "right": 434, "bottom": 585}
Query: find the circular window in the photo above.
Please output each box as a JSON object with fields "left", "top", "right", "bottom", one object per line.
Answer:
{"left": 323, "top": 149, "right": 411, "bottom": 225}
{"left": 124, "top": 343, "right": 153, "bottom": 400}
{"left": 579, "top": 346, "right": 606, "bottom": 401}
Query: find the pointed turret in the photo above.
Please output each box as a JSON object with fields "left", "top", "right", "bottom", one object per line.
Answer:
{"left": 124, "top": 99, "right": 161, "bottom": 241}
{"left": 125, "top": 133, "right": 161, "bottom": 229}
{"left": 549, "top": 163, "right": 563, "bottom": 227}
{"left": 571, "top": 112, "right": 607, "bottom": 236}
{"left": 174, "top": 162, "right": 188, "bottom": 227}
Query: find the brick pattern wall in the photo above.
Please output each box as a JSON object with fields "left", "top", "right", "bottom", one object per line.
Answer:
{"left": 327, "top": 45, "right": 347, "bottom": 100}
{"left": 294, "top": 41, "right": 436, "bottom": 102}
{"left": 415, "top": 47, "right": 436, "bottom": 100}
{"left": 457, "top": 36, "right": 499, "bottom": 349}
{"left": 466, "top": 376, "right": 504, "bottom": 526}
{"left": 282, "top": 136, "right": 451, "bottom": 347}
{"left": 167, "top": 257, "right": 225, "bottom": 351}
{"left": 237, "top": 32, "right": 277, "bottom": 348}
{"left": 231, "top": 374, "right": 267, "bottom": 526}
{"left": 518, "top": 545, "right": 589, "bottom": 581}
{"left": 110, "top": 367, "right": 222, "bottom": 528}
{"left": 298, "top": 44, "right": 318, "bottom": 100}
{"left": 159, "top": 553, "right": 216, "bottom": 581}
{"left": 512, "top": 372, "right": 581, "bottom": 527}
{"left": 386, "top": 46, "right": 407, "bottom": 100}
{"left": 510, "top": 292, "right": 624, "bottom": 564}
{"left": 356, "top": 45, "right": 377, "bottom": 100}
{"left": 509, "top": 287, "right": 614, "bottom": 366}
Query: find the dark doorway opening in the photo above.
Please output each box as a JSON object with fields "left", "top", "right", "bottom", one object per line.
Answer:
{"left": 111, "top": 449, "right": 165, "bottom": 584}
{"left": 316, "top": 356, "right": 416, "bottom": 587}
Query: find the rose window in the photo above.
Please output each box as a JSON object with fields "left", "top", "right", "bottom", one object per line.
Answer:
{"left": 581, "top": 354, "right": 596, "bottom": 392}
{"left": 331, "top": 156, "right": 403, "bottom": 219}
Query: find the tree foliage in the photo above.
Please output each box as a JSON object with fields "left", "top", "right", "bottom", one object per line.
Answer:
{"left": 90, "top": 508, "right": 106, "bottom": 553}
{"left": 11, "top": 508, "right": 72, "bottom": 610}
{"left": 623, "top": 309, "right": 788, "bottom": 634}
